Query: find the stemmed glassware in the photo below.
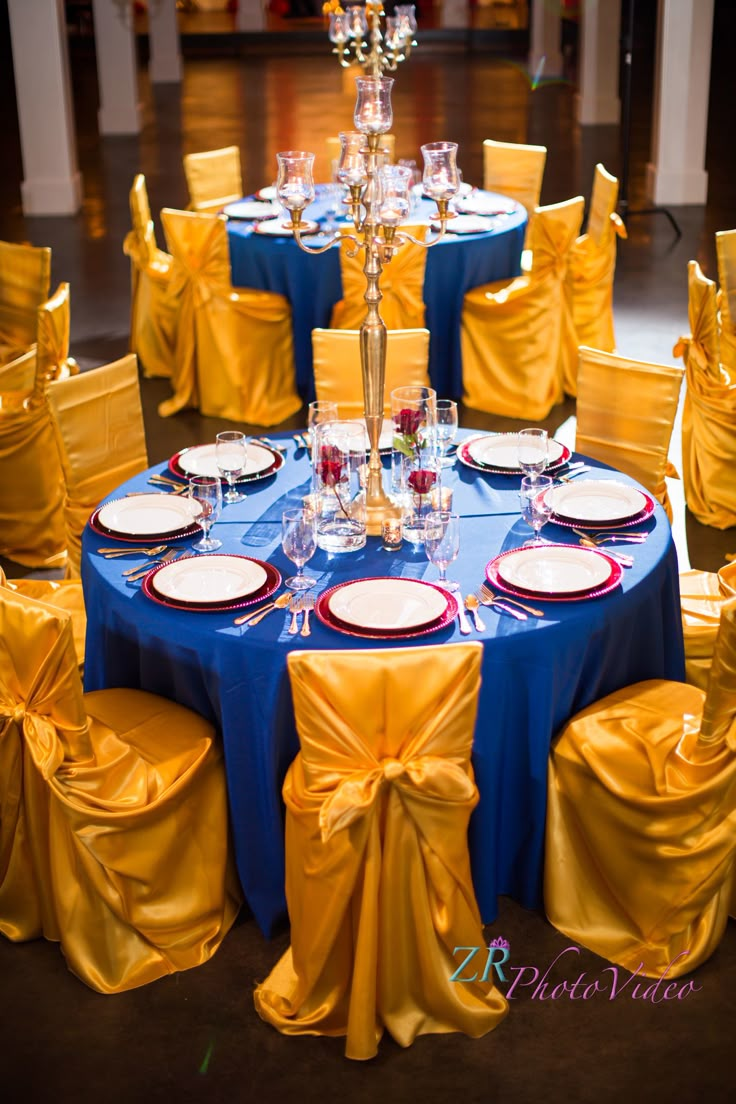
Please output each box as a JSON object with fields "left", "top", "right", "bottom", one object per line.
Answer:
{"left": 188, "top": 475, "right": 223, "bottom": 552}
{"left": 434, "top": 398, "right": 458, "bottom": 467}
{"left": 517, "top": 427, "right": 548, "bottom": 482}
{"left": 216, "top": 430, "right": 248, "bottom": 504}
{"left": 424, "top": 510, "right": 460, "bottom": 590}
{"left": 520, "top": 475, "right": 553, "bottom": 546}
{"left": 281, "top": 507, "right": 317, "bottom": 591}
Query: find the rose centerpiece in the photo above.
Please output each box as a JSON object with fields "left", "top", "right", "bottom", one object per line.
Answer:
{"left": 313, "top": 420, "right": 367, "bottom": 553}
{"left": 390, "top": 385, "right": 437, "bottom": 544}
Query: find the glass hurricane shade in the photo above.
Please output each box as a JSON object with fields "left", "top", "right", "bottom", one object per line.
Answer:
{"left": 276, "top": 151, "right": 316, "bottom": 211}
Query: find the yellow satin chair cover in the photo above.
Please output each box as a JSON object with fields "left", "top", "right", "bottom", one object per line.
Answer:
{"left": 183, "top": 145, "right": 243, "bottom": 213}
{"left": 254, "top": 644, "right": 508, "bottom": 1061}
{"left": 159, "top": 208, "right": 300, "bottom": 424}
{"left": 330, "top": 225, "right": 428, "bottom": 332}
{"left": 0, "top": 350, "right": 67, "bottom": 569}
{"left": 575, "top": 345, "right": 683, "bottom": 521}
{"left": 46, "top": 354, "right": 148, "bottom": 578}
{"left": 482, "top": 138, "right": 547, "bottom": 249}
{"left": 461, "top": 196, "right": 584, "bottom": 420}
{"left": 680, "top": 563, "right": 736, "bottom": 690}
{"left": 716, "top": 228, "right": 736, "bottom": 371}
{"left": 0, "top": 586, "right": 241, "bottom": 991}
{"left": 0, "top": 566, "right": 86, "bottom": 668}
{"left": 312, "top": 327, "right": 430, "bottom": 417}
{"left": 674, "top": 260, "right": 736, "bottom": 529}
{"left": 565, "top": 164, "right": 627, "bottom": 395}
{"left": 35, "top": 282, "right": 79, "bottom": 383}
{"left": 0, "top": 239, "right": 51, "bottom": 364}
{"left": 545, "top": 598, "right": 736, "bottom": 978}
{"left": 123, "top": 174, "right": 176, "bottom": 379}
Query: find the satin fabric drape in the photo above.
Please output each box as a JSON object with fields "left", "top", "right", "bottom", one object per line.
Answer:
{"left": 312, "top": 326, "right": 430, "bottom": 417}
{"left": 680, "top": 563, "right": 736, "bottom": 689}
{"left": 159, "top": 209, "right": 301, "bottom": 425}
{"left": 330, "top": 225, "right": 428, "bottom": 332}
{"left": 183, "top": 145, "right": 243, "bottom": 213}
{"left": 0, "top": 239, "right": 51, "bottom": 365}
{"left": 0, "top": 566, "right": 86, "bottom": 668}
{"left": 124, "top": 174, "right": 176, "bottom": 379}
{"left": 482, "top": 138, "right": 547, "bottom": 250}
{"left": 575, "top": 345, "right": 683, "bottom": 521}
{"left": 716, "top": 228, "right": 736, "bottom": 372}
{"left": 0, "top": 586, "right": 241, "bottom": 992}
{"left": 461, "top": 196, "right": 584, "bottom": 420}
{"left": 674, "top": 260, "right": 736, "bottom": 529}
{"left": 254, "top": 644, "right": 508, "bottom": 1060}
{"left": 35, "top": 282, "right": 79, "bottom": 383}
{"left": 545, "top": 598, "right": 736, "bottom": 977}
{"left": 46, "top": 354, "right": 149, "bottom": 578}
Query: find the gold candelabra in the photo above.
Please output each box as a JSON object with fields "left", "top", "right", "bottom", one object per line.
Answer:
{"left": 323, "top": 2, "right": 417, "bottom": 77}
{"left": 276, "top": 76, "right": 460, "bottom": 535}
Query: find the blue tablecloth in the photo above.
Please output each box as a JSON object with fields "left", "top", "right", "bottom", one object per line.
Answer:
{"left": 82, "top": 437, "right": 685, "bottom": 937}
{"left": 226, "top": 189, "right": 527, "bottom": 401}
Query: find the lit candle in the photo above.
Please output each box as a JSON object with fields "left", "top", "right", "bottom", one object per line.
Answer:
{"left": 381, "top": 516, "right": 403, "bottom": 551}
{"left": 430, "top": 484, "right": 453, "bottom": 510}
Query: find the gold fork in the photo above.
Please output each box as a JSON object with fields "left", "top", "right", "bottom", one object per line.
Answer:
{"left": 300, "top": 593, "right": 315, "bottom": 637}
{"left": 233, "top": 592, "right": 291, "bottom": 626}
{"left": 288, "top": 594, "right": 302, "bottom": 635}
{"left": 125, "top": 549, "right": 179, "bottom": 582}
{"left": 479, "top": 582, "right": 542, "bottom": 618}
{"left": 474, "top": 586, "right": 526, "bottom": 621}
{"left": 98, "top": 544, "right": 169, "bottom": 557}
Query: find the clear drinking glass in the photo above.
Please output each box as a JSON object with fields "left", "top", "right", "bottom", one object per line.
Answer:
{"left": 434, "top": 398, "right": 458, "bottom": 467}
{"left": 307, "top": 400, "right": 339, "bottom": 488}
{"left": 424, "top": 510, "right": 460, "bottom": 590}
{"left": 188, "top": 475, "right": 223, "bottom": 552}
{"left": 215, "top": 430, "right": 247, "bottom": 504}
{"left": 281, "top": 507, "right": 317, "bottom": 590}
{"left": 517, "top": 427, "right": 548, "bottom": 482}
{"left": 520, "top": 475, "right": 553, "bottom": 546}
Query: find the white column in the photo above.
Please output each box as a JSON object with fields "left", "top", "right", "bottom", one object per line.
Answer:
{"left": 236, "top": 0, "right": 266, "bottom": 31}
{"left": 577, "top": 0, "right": 621, "bottom": 125}
{"left": 646, "top": 0, "right": 713, "bottom": 205}
{"left": 91, "top": 0, "right": 141, "bottom": 134}
{"left": 529, "top": 0, "right": 563, "bottom": 81}
{"left": 440, "top": 0, "right": 470, "bottom": 30}
{"left": 149, "top": 0, "right": 182, "bottom": 83}
{"left": 7, "top": 0, "right": 82, "bottom": 215}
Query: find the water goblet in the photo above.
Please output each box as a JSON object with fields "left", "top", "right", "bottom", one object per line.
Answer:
{"left": 424, "top": 510, "right": 460, "bottom": 591}
{"left": 520, "top": 475, "right": 553, "bottom": 546}
{"left": 216, "top": 430, "right": 247, "bottom": 504}
{"left": 188, "top": 475, "right": 223, "bottom": 552}
{"left": 281, "top": 507, "right": 317, "bottom": 591}
{"left": 517, "top": 427, "right": 548, "bottom": 482}
{"left": 434, "top": 398, "right": 458, "bottom": 467}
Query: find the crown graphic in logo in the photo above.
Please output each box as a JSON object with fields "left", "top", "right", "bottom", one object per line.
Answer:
{"left": 488, "top": 936, "right": 510, "bottom": 950}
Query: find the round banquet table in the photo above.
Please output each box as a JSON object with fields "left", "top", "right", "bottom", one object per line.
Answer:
{"left": 226, "top": 187, "right": 527, "bottom": 402}
{"left": 82, "top": 435, "right": 685, "bottom": 937}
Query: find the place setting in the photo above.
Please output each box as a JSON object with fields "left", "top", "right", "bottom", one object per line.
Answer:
{"left": 457, "top": 426, "right": 572, "bottom": 476}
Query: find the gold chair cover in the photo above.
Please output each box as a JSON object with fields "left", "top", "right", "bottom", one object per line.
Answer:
{"left": 123, "top": 174, "right": 176, "bottom": 379}
{"left": 312, "top": 327, "right": 430, "bottom": 417}
{"left": 575, "top": 345, "right": 683, "bottom": 521}
{"left": 159, "top": 208, "right": 300, "bottom": 424}
{"left": 680, "top": 563, "right": 736, "bottom": 690}
{"left": 565, "top": 164, "right": 627, "bottom": 395}
{"left": 0, "top": 350, "right": 67, "bottom": 569}
{"left": 482, "top": 138, "right": 547, "bottom": 249}
{"left": 0, "top": 586, "right": 241, "bottom": 992}
{"left": 0, "top": 239, "right": 51, "bottom": 365}
{"left": 545, "top": 598, "right": 736, "bottom": 977}
{"left": 330, "top": 225, "right": 428, "bottom": 332}
{"left": 716, "top": 228, "right": 736, "bottom": 371}
{"left": 183, "top": 145, "right": 243, "bottom": 213}
{"left": 35, "top": 282, "right": 79, "bottom": 383}
{"left": 46, "top": 354, "right": 149, "bottom": 577}
{"left": 674, "top": 260, "right": 736, "bottom": 529}
{"left": 461, "top": 196, "right": 584, "bottom": 420}
{"left": 0, "top": 566, "right": 86, "bottom": 668}
{"left": 254, "top": 644, "right": 508, "bottom": 1061}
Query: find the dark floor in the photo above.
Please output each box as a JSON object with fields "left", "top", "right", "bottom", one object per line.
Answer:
{"left": 1, "top": 6, "right": 735, "bottom": 1101}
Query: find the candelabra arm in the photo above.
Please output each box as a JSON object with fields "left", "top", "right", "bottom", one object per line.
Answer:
{"left": 290, "top": 223, "right": 346, "bottom": 256}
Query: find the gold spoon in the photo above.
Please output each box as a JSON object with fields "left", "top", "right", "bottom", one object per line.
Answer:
{"left": 233, "top": 592, "right": 291, "bottom": 626}
{"left": 98, "top": 544, "right": 168, "bottom": 558}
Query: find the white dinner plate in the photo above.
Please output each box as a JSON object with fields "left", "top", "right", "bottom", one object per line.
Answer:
{"left": 328, "top": 577, "right": 449, "bottom": 631}
{"left": 431, "top": 215, "right": 496, "bottom": 235}
{"left": 256, "top": 185, "right": 277, "bottom": 201}
{"left": 222, "top": 200, "right": 282, "bottom": 220}
{"left": 544, "top": 480, "right": 648, "bottom": 524}
{"left": 253, "top": 219, "right": 320, "bottom": 236}
{"left": 467, "top": 433, "right": 566, "bottom": 470}
{"left": 175, "top": 441, "right": 275, "bottom": 479}
{"left": 97, "top": 493, "right": 199, "bottom": 536}
{"left": 496, "top": 546, "right": 614, "bottom": 595}
{"left": 453, "top": 195, "right": 516, "bottom": 217}
{"left": 152, "top": 554, "right": 268, "bottom": 604}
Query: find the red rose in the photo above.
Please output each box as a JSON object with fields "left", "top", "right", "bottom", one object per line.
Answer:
{"left": 408, "top": 468, "right": 437, "bottom": 496}
{"left": 395, "top": 407, "right": 423, "bottom": 437}
{"left": 318, "top": 444, "right": 344, "bottom": 487}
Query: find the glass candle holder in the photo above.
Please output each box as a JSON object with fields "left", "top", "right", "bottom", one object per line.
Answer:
{"left": 430, "top": 484, "right": 454, "bottom": 511}
{"left": 337, "top": 131, "right": 369, "bottom": 189}
{"left": 328, "top": 12, "right": 349, "bottom": 44}
{"left": 276, "top": 150, "right": 316, "bottom": 213}
{"left": 377, "top": 164, "right": 412, "bottom": 226}
{"left": 354, "top": 77, "right": 394, "bottom": 135}
{"left": 420, "top": 141, "right": 460, "bottom": 202}
{"left": 381, "top": 514, "right": 404, "bottom": 552}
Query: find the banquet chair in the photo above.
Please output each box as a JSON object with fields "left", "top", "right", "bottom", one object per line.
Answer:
{"left": 0, "top": 566, "right": 86, "bottom": 668}
{"left": 716, "top": 228, "right": 736, "bottom": 371}
{"left": 482, "top": 138, "right": 547, "bottom": 251}
{"left": 33, "top": 281, "right": 79, "bottom": 383}
{"left": 312, "top": 326, "right": 430, "bottom": 417}
{"left": 565, "top": 163, "right": 627, "bottom": 395}
{"left": 0, "top": 238, "right": 51, "bottom": 365}
{"left": 46, "top": 354, "right": 149, "bottom": 578}
{"left": 330, "top": 225, "right": 428, "bottom": 332}
{"left": 680, "top": 562, "right": 736, "bottom": 689}
{"left": 159, "top": 209, "right": 300, "bottom": 424}
{"left": 0, "top": 585, "right": 241, "bottom": 992}
{"left": 461, "top": 196, "right": 584, "bottom": 420}
{"left": 544, "top": 597, "right": 736, "bottom": 979}
{"left": 674, "top": 260, "right": 736, "bottom": 529}
{"left": 123, "top": 174, "right": 176, "bottom": 379}
{"left": 254, "top": 643, "right": 508, "bottom": 1061}
{"left": 575, "top": 345, "right": 684, "bottom": 522}
{"left": 183, "top": 145, "right": 243, "bottom": 213}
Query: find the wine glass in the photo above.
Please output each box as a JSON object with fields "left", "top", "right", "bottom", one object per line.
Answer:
{"left": 424, "top": 510, "right": 460, "bottom": 590}
{"left": 216, "top": 430, "right": 247, "bottom": 504}
{"left": 188, "top": 475, "right": 223, "bottom": 552}
{"left": 517, "top": 427, "right": 548, "bottom": 482}
{"left": 434, "top": 398, "right": 458, "bottom": 467}
{"left": 307, "top": 400, "right": 338, "bottom": 486}
{"left": 281, "top": 507, "right": 317, "bottom": 591}
{"left": 520, "top": 475, "right": 553, "bottom": 546}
